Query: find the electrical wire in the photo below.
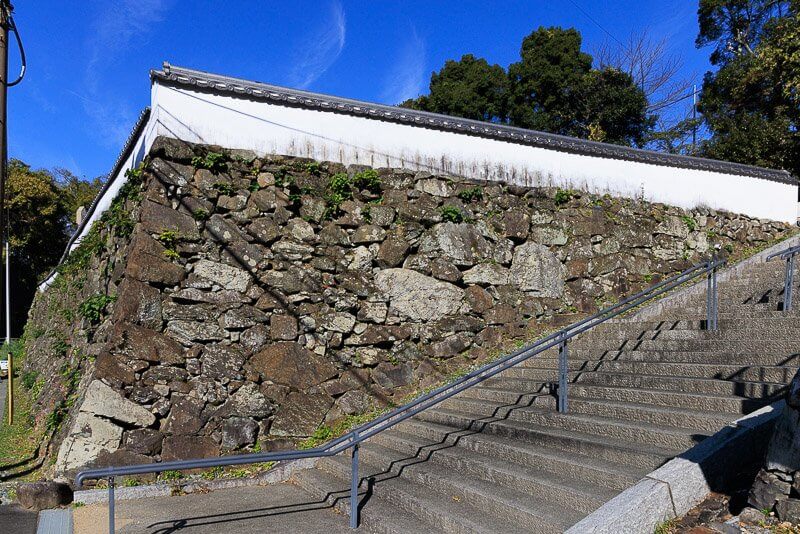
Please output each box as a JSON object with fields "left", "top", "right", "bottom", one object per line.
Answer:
{"left": 7, "top": 15, "right": 25, "bottom": 87}
{"left": 647, "top": 89, "right": 700, "bottom": 113}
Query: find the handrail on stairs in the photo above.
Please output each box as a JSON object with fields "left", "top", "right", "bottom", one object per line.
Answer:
{"left": 76, "top": 257, "right": 726, "bottom": 532}
{"left": 766, "top": 244, "right": 800, "bottom": 312}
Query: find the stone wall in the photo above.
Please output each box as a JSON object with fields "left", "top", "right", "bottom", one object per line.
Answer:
{"left": 22, "top": 137, "right": 795, "bottom": 478}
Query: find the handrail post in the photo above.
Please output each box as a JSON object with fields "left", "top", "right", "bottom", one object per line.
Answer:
{"left": 712, "top": 261, "right": 719, "bottom": 330}
{"left": 706, "top": 261, "right": 719, "bottom": 331}
{"left": 108, "top": 477, "right": 115, "bottom": 534}
{"left": 785, "top": 254, "right": 795, "bottom": 312}
{"left": 350, "top": 433, "right": 359, "bottom": 529}
{"left": 558, "top": 333, "right": 568, "bottom": 413}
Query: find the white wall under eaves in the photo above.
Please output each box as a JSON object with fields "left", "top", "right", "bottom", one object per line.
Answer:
{"left": 151, "top": 83, "right": 798, "bottom": 224}
{"left": 38, "top": 79, "right": 800, "bottom": 292}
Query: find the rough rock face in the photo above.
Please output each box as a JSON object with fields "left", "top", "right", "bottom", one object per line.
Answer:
{"left": 747, "top": 370, "right": 800, "bottom": 523}
{"left": 22, "top": 137, "right": 795, "bottom": 477}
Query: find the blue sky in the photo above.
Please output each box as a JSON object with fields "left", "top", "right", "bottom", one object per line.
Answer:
{"left": 10, "top": 0, "right": 708, "bottom": 180}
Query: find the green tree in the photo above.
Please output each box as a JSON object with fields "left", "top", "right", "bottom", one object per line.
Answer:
{"left": 696, "top": 0, "right": 799, "bottom": 174}
{"left": 405, "top": 27, "right": 653, "bottom": 146}
{"left": 54, "top": 168, "right": 104, "bottom": 227}
{"left": 6, "top": 160, "right": 71, "bottom": 334}
{"left": 507, "top": 27, "right": 594, "bottom": 133}
{"left": 401, "top": 54, "right": 508, "bottom": 122}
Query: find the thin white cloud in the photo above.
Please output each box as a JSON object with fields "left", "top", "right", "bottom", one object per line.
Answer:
{"left": 288, "top": 0, "right": 346, "bottom": 89}
{"left": 81, "top": 0, "right": 171, "bottom": 146}
{"left": 380, "top": 28, "right": 426, "bottom": 105}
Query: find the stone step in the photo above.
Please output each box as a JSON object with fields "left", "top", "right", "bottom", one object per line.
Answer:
{"left": 395, "top": 416, "right": 673, "bottom": 473}
{"left": 570, "top": 327, "right": 800, "bottom": 343}
{"left": 442, "top": 394, "right": 734, "bottom": 434}
{"left": 293, "top": 466, "right": 447, "bottom": 534}
{"left": 424, "top": 401, "right": 708, "bottom": 451}
{"left": 559, "top": 361, "right": 797, "bottom": 382}
{"left": 584, "top": 317, "right": 800, "bottom": 336}
{"left": 319, "top": 453, "right": 575, "bottom": 533}
{"left": 345, "top": 437, "right": 612, "bottom": 517}
{"left": 522, "top": 351, "right": 800, "bottom": 367}
{"left": 565, "top": 338, "right": 797, "bottom": 353}
{"left": 572, "top": 372, "right": 788, "bottom": 398}
{"left": 465, "top": 382, "right": 768, "bottom": 415}
{"left": 375, "top": 423, "right": 643, "bottom": 492}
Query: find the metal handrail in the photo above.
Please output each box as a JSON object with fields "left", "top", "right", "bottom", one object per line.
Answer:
{"left": 76, "top": 257, "right": 725, "bottom": 532}
{"left": 767, "top": 244, "right": 800, "bottom": 312}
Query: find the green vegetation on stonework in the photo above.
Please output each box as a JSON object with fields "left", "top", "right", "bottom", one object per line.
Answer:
{"left": 192, "top": 208, "right": 210, "bottom": 221}
{"left": 192, "top": 151, "right": 228, "bottom": 173}
{"left": 440, "top": 205, "right": 465, "bottom": 223}
{"left": 322, "top": 170, "right": 384, "bottom": 220}
{"left": 554, "top": 188, "right": 577, "bottom": 206}
{"left": 681, "top": 215, "right": 697, "bottom": 232}
{"left": 352, "top": 169, "right": 382, "bottom": 193}
{"left": 274, "top": 169, "right": 295, "bottom": 188}
{"left": 303, "top": 161, "right": 322, "bottom": 176}
{"left": 653, "top": 517, "right": 678, "bottom": 534}
{"left": 157, "top": 229, "right": 181, "bottom": 260}
{"left": 78, "top": 293, "right": 117, "bottom": 323}
{"left": 212, "top": 182, "right": 235, "bottom": 197}
{"left": 58, "top": 164, "right": 145, "bottom": 277}
{"left": 458, "top": 186, "right": 484, "bottom": 203}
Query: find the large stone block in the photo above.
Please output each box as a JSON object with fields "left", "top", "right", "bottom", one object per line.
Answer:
{"left": 271, "top": 390, "right": 334, "bottom": 436}
{"left": 374, "top": 268, "right": 464, "bottom": 322}
{"left": 509, "top": 242, "right": 566, "bottom": 298}
{"left": 250, "top": 342, "right": 337, "bottom": 390}
{"left": 193, "top": 259, "right": 251, "bottom": 292}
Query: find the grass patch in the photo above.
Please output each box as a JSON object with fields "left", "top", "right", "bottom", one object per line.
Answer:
{"left": 0, "top": 371, "right": 43, "bottom": 469}
{"left": 653, "top": 517, "right": 678, "bottom": 534}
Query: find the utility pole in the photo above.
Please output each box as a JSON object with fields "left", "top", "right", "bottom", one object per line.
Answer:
{"left": 692, "top": 84, "right": 698, "bottom": 153}
{"left": 1, "top": 1, "right": 12, "bottom": 425}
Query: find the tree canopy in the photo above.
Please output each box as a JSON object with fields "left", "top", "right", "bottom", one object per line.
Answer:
{"left": 4, "top": 160, "right": 103, "bottom": 335}
{"left": 697, "top": 0, "right": 800, "bottom": 175}
{"left": 402, "top": 27, "right": 654, "bottom": 146}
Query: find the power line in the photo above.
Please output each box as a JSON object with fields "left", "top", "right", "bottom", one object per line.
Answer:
{"left": 565, "top": 0, "right": 626, "bottom": 50}
{"left": 647, "top": 88, "right": 700, "bottom": 113}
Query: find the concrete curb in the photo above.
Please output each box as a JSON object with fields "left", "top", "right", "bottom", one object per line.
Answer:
{"left": 73, "top": 457, "right": 316, "bottom": 505}
{"left": 566, "top": 401, "right": 784, "bottom": 534}
{"left": 36, "top": 509, "right": 72, "bottom": 534}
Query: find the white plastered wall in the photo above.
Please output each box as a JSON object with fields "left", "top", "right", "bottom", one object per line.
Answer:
{"left": 152, "top": 83, "right": 798, "bottom": 223}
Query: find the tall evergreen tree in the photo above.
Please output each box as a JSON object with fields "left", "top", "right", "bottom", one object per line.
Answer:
{"left": 403, "top": 27, "right": 653, "bottom": 146}
{"left": 696, "top": 0, "right": 799, "bottom": 174}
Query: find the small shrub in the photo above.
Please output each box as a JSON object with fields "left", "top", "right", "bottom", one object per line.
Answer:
{"left": 212, "top": 182, "right": 235, "bottom": 197}
{"left": 458, "top": 186, "right": 483, "bottom": 203}
{"left": 192, "top": 152, "right": 228, "bottom": 173}
{"left": 274, "top": 170, "right": 295, "bottom": 188}
{"left": 554, "top": 188, "right": 576, "bottom": 206}
{"left": 192, "top": 208, "right": 210, "bottom": 221}
{"left": 681, "top": 215, "right": 697, "bottom": 231}
{"left": 78, "top": 294, "right": 117, "bottom": 323}
{"left": 440, "top": 206, "right": 464, "bottom": 223}
{"left": 304, "top": 161, "right": 322, "bottom": 176}
{"left": 352, "top": 169, "right": 381, "bottom": 192}
{"left": 323, "top": 173, "right": 355, "bottom": 219}
{"left": 157, "top": 229, "right": 179, "bottom": 248}
{"left": 157, "top": 230, "right": 181, "bottom": 260}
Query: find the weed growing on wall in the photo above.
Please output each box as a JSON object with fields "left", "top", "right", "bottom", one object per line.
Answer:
{"left": 192, "top": 151, "right": 228, "bottom": 173}
{"left": 440, "top": 205, "right": 464, "bottom": 223}
{"left": 78, "top": 294, "right": 117, "bottom": 323}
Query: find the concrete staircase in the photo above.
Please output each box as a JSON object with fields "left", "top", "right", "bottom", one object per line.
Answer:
{"left": 293, "top": 253, "right": 799, "bottom": 533}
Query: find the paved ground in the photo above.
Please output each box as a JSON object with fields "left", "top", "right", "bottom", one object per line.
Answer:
{"left": 0, "top": 504, "right": 38, "bottom": 534}
{"left": 74, "top": 482, "right": 354, "bottom": 534}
